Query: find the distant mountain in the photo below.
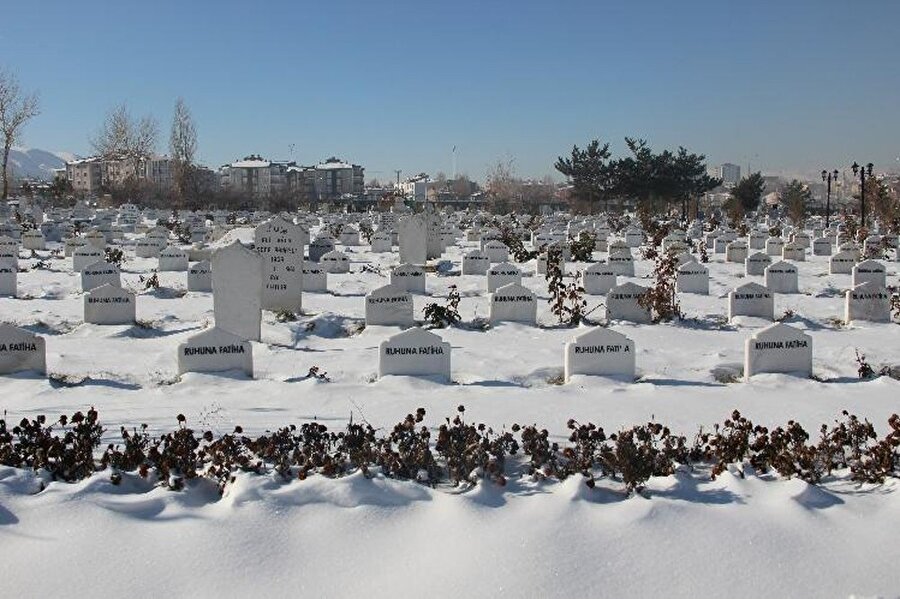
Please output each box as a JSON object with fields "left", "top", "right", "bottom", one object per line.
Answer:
{"left": 8, "top": 147, "right": 78, "bottom": 181}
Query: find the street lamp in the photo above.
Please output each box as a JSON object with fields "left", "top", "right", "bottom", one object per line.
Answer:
{"left": 850, "top": 161, "right": 874, "bottom": 230}
{"left": 820, "top": 169, "right": 839, "bottom": 229}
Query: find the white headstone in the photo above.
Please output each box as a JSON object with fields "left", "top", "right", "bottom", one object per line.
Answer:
{"left": 486, "top": 262, "right": 523, "bottom": 293}
{"left": 489, "top": 282, "right": 537, "bottom": 324}
{"left": 255, "top": 217, "right": 304, "bottom": 312}
{"left": 565, "top": 327, "right": 635, "bottom": 381}
{"left": 745, "top": 251, "right": 772, "bottom": 276}
{"left": 188, "top": 260, "right": 213, "bottom": 292}
{"left": 483, "top": 240, "right": 510, "bottom": 263}
{"left": 308, "top": 235, "right": 336, "bottom": 263}
{"left": 845, "top": 282, "right": 891, "bottom": 323}
{"left": 390, "top": 263, "right": 426, "bottom": 294}
{"left": 581, "top": 262, "right": 617, "bottom": 295}
{"left": 398, "top": 215, "right": 427, "bottom": 265}
{"left": 781, "top": 242, "right": 805, "bottom": 262}
{"left": 378, "top": 326, "right": 450, "bottom": 380}
{"left": 744, "top": 323, "right": 812, "bottom": 379}
{"left": 676, "top": 261, "right": 709, "bottom": 294}
{"left": 812, "top": 237, "right": 833, "bottom": 256}
{"left": 0, "top": 324, "right": 46, "bottom": 375}
{"left": 370, "top": 232, "right": 392, "bottom": 253}
{"left": 606, "top": 282, "right": 652, "bottom": 324}
{"left": 81, "top": 260, "right": 121, "bottom": 292}
{"left": 21, "top": 230, "right": 45, "bottom": 251}
{"left": 302, "top": 261, "right": 328, "bottom": 292}
{"left": 212, "top": 241, "right": 263, "bottom": 342}
{"left": 829, "top": 250, "right": 857, "bottom": 275}
{"left": 728, "top": 282, "right": 774, "bottom": 321}
{"left": 764, "top": 260, "right": 799, "bottom": 294}
{"left": 365, "top": 284, "right": 414, "bottom": 327}
{"left": 851, "top": 260, "right": 886, "bottom": 288}
{"left": 320, "top": 250, "right": 350, "bottom": 274}
{"left": 765, "top": 237, "right": 785, "bottom": 256}
{"left": 178, "top": 327, "right": 253, "bottom": 376}
{"left": 73, "top": 245, "right": 104, "bottom": 272}
{"left": 462, "top": 249, "right": 490, "bottom": 275}
{"left": 725, "top": 241, "right": 748, "bottom": 263}
{"left": 158, "top": 245, "right": 189, "bottom": 272}
{"left": 84, "top": 284, "right": 135, "bottom": 325}
{"left": 0, "top": 262, "right": 16, "bottom": 297}
{"left": 607, "top": 250, "right": 635, "bottom": 277}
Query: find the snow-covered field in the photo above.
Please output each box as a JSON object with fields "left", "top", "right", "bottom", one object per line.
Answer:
{"left": 1, "top": 228, "right": 899, "bottom": 598}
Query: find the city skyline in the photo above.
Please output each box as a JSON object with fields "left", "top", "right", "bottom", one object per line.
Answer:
{"left": 3, "top": 0, "right": 899, "bottom": 181}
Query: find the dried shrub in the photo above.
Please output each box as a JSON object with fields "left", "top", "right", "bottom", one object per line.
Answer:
{"left": 423, "top": 285, "right": 461, "bottom": 328}
{"left": 638, "top": 247, "right": 681, "bottom": 322}
{"left": 546, "top": 245, "right": 585, "bottom": 326}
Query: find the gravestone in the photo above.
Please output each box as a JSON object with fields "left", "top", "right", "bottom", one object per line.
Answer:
{"left": 320, "top": 250, "right": 350, "bottom": 273}
{"left": 378, "top": 327, "right": 451, "bottom": 380}
{"left": 624, "top": 228, "right": 643, "bottom": 248}
{"left": 338, "top": 227, "right": 360, "bottom": 246}
{"left": 782, "top": 242, "right": 805, "bottom": 262}
{"left": 725, "top": 241, "right": 748, "bottom": 263}
{"left": 462, "top": 249, "right": 490, "bottom": 275}
{"left": 792, "top": 232, "right": 811, "bottom": 248}
{"left": 765, "top": 237, "right": 785, "bottom": 256}
{"left": 178, "top": 327, "right": 253, "bottom": 376}
{"left": 487, "top": 262, "right": 522, "bottom": 293}
{"left": 135, "top": 237, "right": 164, "bottom": 258}
{"left": 22, "top": 230, "right": 45, "bottom": 251}
{"left": 581, "top": 262, "right": 617, "bottom": 295}
{"left": 398, "top": 215, "right": 427, "bottom": 265}
{"left": 676, "top": 261, "right": 709, "bottom": 294}
{"left": 745, "top": 252, "right": 771, "bottom": 276}
{"left": 0, "top": 324, "right": 46, "bottom": 375}
{"left": 308, "top": 235, "right": 336, "bottom": 263}
{"left": 370, "top": 232, "right": 392, "bottom": 253}
{"left": 390, "top": 263, "right": 426, "bottom": 294}
{"left": 744, "top": 323, "right": 812, "bottom": 379}
{"left": 158, "top": 245, "right": 189, "bottom": 272}
{"left": 84, "top": 230, "right": 107, "bottom": 249}
{"left": 728, "top": 282, "right": 774, "bottom": 321}
{"left": 84, "top": 284, "right": 135, "bottom": 325}
{"left": 365, "top": 284, "right": 414, "bottom": 327}
{"left": 749, "top": 231, "right": 767, "bottom": 250}
{"left": 302, "top": 261, "right": 328, "bottom": 292}
{"left": 0, "top": 236, "right": 17, "bottom": 267}
{"left": 829, "top": 250, "right": 857, "bottom": 275}
{"left": 564, "top": 327, "right": 635, "bottom": 381}
{"left": 851, "top": 260, "right": 886, "bottom": 288}
{"left": 606, "top": 282, "right": 652, "bottom": 324}
{"left": 483, "top": 240, "right": 510, "bottom": 263}
{"left": 212, "top": 241, "right": 263, "bottom": 342}
{"left": 607, "top": 250, "right": 635, "bottom": 277}
{"left": 255, "top": 217, "right": 304, "bottom": 312}
{"left": 838, "top": 242, "right": 861, "bottom": 261}
{"left": 73, "top": 245, "right": 104, "bottom": 272}
{"left": 764, "top": 261, "right": 799, "bottom": 294}
{"left": 188, "top": 260, "right": 213, "bottom": 292}
{"left": 81, "top": 260, "right": 121, "bottom": 292}
{"left": 812, "top": 237, "right": 833, "bottom": 256}
{"left": 489, "top": 283, "right": 537, "bottom": 324}
{"left": 845, "top": 282, "right": 891, "bottom": 323}
{"left": 536, "top": 251, "right": 565, "bottom": 275}
{"left": 0, "top": 262, "right": 15, "bottom": 297}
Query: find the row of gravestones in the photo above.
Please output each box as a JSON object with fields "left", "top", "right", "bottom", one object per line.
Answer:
{"left": 0, "top": 319, "right": 815, "bottom": 383}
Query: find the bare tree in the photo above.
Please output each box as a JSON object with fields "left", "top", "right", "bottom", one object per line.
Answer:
{"left": 169, "top": 98, "right": 197, "bottom": 203}
{"left": 486, "top": 157, "right": 522, "bottom": 213}
{"left": 92, "top": 103, "right": 158, "bottom": 180}
{"left": 0, "top": 69, "right": 40, "bottom": 199}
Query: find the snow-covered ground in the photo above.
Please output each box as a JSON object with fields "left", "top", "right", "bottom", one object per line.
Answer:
{"left": 1, "top": 230, "right": 898, "bottom": 598}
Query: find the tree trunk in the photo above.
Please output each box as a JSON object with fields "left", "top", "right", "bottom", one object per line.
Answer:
{"left": 1, "top": 143, "right": 10, "bottom": 200}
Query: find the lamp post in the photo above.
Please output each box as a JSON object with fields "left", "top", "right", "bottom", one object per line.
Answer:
{"left": 850, "top": 161, "right": 874, "bottom": 230}
{"left": 820, "top": 169, "right": 839, "bottom": 229}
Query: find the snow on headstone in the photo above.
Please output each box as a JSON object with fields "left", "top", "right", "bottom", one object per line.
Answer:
{"left": 744, "top": 322, "right": 812, "bottom": 380}
{"left": 781, "top": 242, "right": 805, "bottom": 262}
{"left": 0, "top": 324, "right": 46, "bottom": 375}
{"left": 398, "top": 215, "right": 427, "bottom": 265}
{"left": 489, "top": 282, "right": 537, "bottom": 324}
{"left": 378, "top": 326, "right": 450, "bottom": 380}
{"left": 728, "top": 281, "right": 774, "bottom": 321}
{"left": 486, "top": 261, "right": 522, "bottom": 293}
{"left": 188, "top": 260, "right": 213, "bottom": 292}
{"left": 764, "top": 260, "right": 799, "bottom": 294}
{"left": 255, "top": 217, "right": 303, "bottom": 312}
{"left": 851, "top": 260, "right": 886, "bottom": 288}
{"left": 80, "top": 260, "right": 121, "bottom": 292}
{"left": 301, "top": 261, "right": 328, "bottom": 292}
{"left": 212, "top": 241, "right": 263, "bottom": 342}
{"left": 606, "top": 282, "right": 651, "bottom": 324}
{"left": 83, "top": 283, "right": 135, "bottom": 325}
{"left": 365, "top": 284, "right": 414, "bottom": 327}
{"left": 564, "top": 327, "right": 635, "bottom": 381}
{"left": 845, "top": 281, "right": 891, "bottom": 323}
{"left": 765, "top": 237, "right": 784, "bottom": 257}
{"left": 390, "top": 263, "right": 426, "bottom": 294}
{"left": 676, "top": 261, "right": 709, "bottom": 294}
{"left": 178, "top": 327, "right": 253, "bottom": 377}
{"left": 158, "top": 245, "right": 189, "bottom": 272}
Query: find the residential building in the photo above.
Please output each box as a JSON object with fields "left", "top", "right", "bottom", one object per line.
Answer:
{"left": 65, "top": 157, "right": 103, "bottom": 194}
{"left": 312, "top": 157, "right": 364, "bottom": 201}
{"left": 219, "top": 155, "right": 291, "bottom": 198}
{"left": 709, "top": 163, "right": 741, "bottom": 187}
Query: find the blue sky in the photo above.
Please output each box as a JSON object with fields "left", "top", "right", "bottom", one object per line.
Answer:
{"left": 3, "top": 0, "right": 899, "bottom": 182}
